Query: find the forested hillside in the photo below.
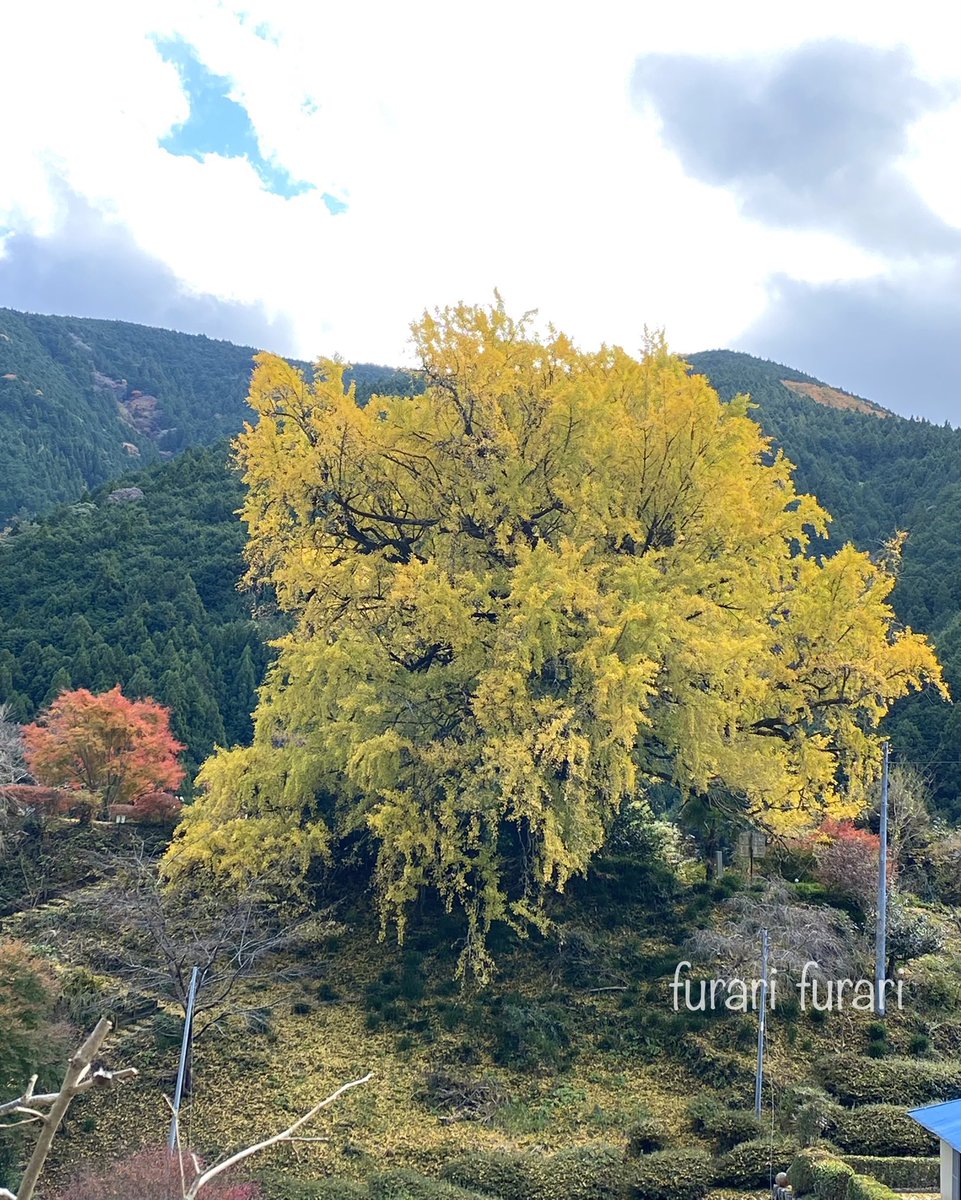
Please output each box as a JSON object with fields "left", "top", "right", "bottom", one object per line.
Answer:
{"left": 687, "top": 351, "right": 959, "bottom": 633}
{"left": 0, "top": 445, "right": 272, "bottom": 784}
{"left": 687, "top": 351, "right": 960, "bottom": 816}
{"left": 0, "top": 308, "right": 421, "bottom": 522}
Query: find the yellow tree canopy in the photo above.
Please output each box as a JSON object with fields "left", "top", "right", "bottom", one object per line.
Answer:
{"left": 165, "top": 301, "right": 944, "bottom": 978}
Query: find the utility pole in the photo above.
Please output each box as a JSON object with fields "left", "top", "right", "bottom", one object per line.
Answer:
{"left": 874, "top": 742, "right": 890, "bottom": 1016}
{"left": 754, "top": 927, "right": 769, "bottom": 1119}
{"left": 167, "top": 966, "right": 200, "bottom": 1152}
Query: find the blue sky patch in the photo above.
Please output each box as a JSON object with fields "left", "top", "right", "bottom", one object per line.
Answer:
{"left": 322, "top": 193, "right": 349, "bottom": 215}
{"left": 252, "top": 21, "right": 279, "bottom": 44}
{"left": 154, "top": 35, "right": 313, "bottom": 199}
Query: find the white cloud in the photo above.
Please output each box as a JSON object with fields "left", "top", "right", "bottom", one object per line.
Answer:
{"left": 1, "top": 0, "right": 957, "bottom": 387}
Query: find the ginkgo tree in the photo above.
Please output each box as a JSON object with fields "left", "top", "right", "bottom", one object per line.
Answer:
{"left": 166, "top": 300, "right": 945, "bottom": 978}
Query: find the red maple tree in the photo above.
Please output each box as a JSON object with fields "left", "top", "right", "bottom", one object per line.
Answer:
{"left": 805, "top": 817, "right": 888, "bottom": 909}
{"left": 22, "top": 687, "right": 184, "bottom": 822}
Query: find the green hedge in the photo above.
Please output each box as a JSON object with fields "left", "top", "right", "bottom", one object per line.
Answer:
{"left": 626, "top": 1117, "right": 671, "bottom": 1155}
{"left": 625, "top": 1149, "right": 714, "bottom": 1200}
{"left": 813, "top": 1158, "right": 856, "bottom": 1200}
{"left": 542, "top": 1145, "right": 631, "bottom": 1200}
{"left": 256, "top": 1178, "right": 369, "bottom": 1200}
{"left": 788, "top": 1150, "right": 901, "bottom": 1200}
{"left": 713, "top": 1139, "right": 797, "bottom": 1188}
{"left": 687, "top": 1096, "right": 762, "bottom": 1151}
{"left": 440, "top": 1151, "right": 548, "bottom": 1200}
{"left": 368, "top": 1168, "right": 489, "bottom": 1199}
{"left": 440, "top": 1145, "right": 637, "bottom": 1200}
{"left": 817, "top": 1053, "right": 961, "bottom": 1105}
{"left": 829, "top": 1104, "right": 938, "bottom": 1156}
{"left": 840, "top": 1157, "right": 939, "bottom": 1191}
{"left": 788, "top": 1149, "right": 830, "bottom": 1195}
{"left": 845, "top": 1174, "right": 902, "bottom": 1200}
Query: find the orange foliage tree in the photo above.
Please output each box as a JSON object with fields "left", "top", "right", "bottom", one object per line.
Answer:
{"left": 22, "top": 687, "right": 184, "bottom": 823}
{"left": 808, "top": 817, "right": 885, "bottom": 911}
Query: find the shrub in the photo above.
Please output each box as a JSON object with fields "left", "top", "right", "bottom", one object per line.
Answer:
{"left": 608, "top": 810, "right": 691, "bottom": 873}
{"left": 254, "top": 1175, "right": 367, "bottom": 1199}
{"left": 489, "top": 995, "right": 574, "bottom": 1073}
{"left": 544, "top": 1144, "right": 630, "bottom": 1200}
{"left": 840, "top": 1157, "right": 939, "bottom": 1191}
{"left": 778, "top": 1087, "right": 837, "bottom": 1147}
{"left": 152, "top": 1009, "right": 184, "bottom": 1051}
{"left": 886, "top": 896, "right": 942, "bottom": 965}
{"left": 816, "top": 1053, "right": 961, "bottom": 1105}
{"left": 909, "top": 955, "right": 961, "bottom": 1011}
{"left": 812, "top": 1158, "right": 856, "bottom": 1200}
{"left": 687, "top": 1096, "right": 761, "bottom": 1151}
{"left": 845, "top": 1175, "right": 900, "bottom": 1200}
{"left": 907, "top": 1032, "right": 931, "bottom": 1056}
{"left": 2, "top": 784, "right": 76, "bottom": 819}
{"left": 369, "top": 1167, "right": 489, "bottom": 1199}
{"left": 829, "top": 1105, "right": 937, "bottom": 1156}
{"left": 625, "top": 1149, "right": 713, "bottom": 1200}
{"left": 132, "top": 790, "right": 184, "bottom": 824}
{"left": 788, "top": 1151, "right": 902, "bottom": 1200}
{"left": 713, "top": 1138, "right": 797, "bottom": 1188}
{"left": 914, "top": 828, "right": 961, "bottom": 905}
{"left": 55, "top": 1149, "right": 260, "bottom": 1199}
{"left": 808, "top": 821, "right": 880, "bottom": 913}
{"left": 0, "top": 940, "right": 71, "bottom": 1095}
{"left": 626, "top": 1116, "right": 672, "bottom": 1155}
{"left": 788, "top": 1150, "right": 831, "bottom": 1195}
{"left": 441, "top": 1151, "right": 548, "bottom": 1200}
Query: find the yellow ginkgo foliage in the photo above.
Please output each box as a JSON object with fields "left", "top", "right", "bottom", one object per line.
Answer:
{"left": 165, "top": 300, "right": 945, "bottom": 979}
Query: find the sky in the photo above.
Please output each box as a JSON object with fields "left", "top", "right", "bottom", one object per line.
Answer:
{"left": 1, "top": 1, "right": 958, "bottom": 422}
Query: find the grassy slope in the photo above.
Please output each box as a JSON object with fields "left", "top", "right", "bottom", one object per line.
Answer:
{"left": 4, "top": 835, "right": 958, "bottom": 1193}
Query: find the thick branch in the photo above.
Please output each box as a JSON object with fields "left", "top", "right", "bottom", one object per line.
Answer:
{"left": 12, "top": 1019, "right": 137, "bottom": 1200}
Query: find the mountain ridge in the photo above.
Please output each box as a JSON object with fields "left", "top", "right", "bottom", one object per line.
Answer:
{"left": 0, "top": 307, "right": 421, "bottom": 522}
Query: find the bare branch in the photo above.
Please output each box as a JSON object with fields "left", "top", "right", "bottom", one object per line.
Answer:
{"left": 88, "top": 848, "right": 314, "bottom": 1030}
{"left": 7, "top": 1019, "right": 138, "bottom": 1200}
{"left": 184, "top": 1073, "right": 373, "bottom": 1199}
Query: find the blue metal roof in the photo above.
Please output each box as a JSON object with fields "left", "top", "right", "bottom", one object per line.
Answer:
{"left": 908, "top": 1099, "right": 961, "bottom": 1153}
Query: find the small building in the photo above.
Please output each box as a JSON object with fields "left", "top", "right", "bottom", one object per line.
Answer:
{"left": 908, "top": 1099, "right": 960, "bottom": 1200}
